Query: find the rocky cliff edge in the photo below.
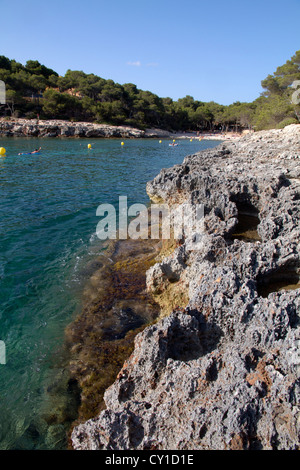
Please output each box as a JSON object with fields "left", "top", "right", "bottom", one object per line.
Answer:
{"left": 71, "top": 125, "right": 300, "bottom": 450}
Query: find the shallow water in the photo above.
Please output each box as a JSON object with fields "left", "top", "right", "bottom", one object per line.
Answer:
{"left": 0, "top": 136, "right": 220, "bottom": 449}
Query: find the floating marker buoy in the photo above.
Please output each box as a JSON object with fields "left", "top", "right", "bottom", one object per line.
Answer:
{"left": 0, "top": 147, "right": 6, "bottom": 155}
{"left": 173, "top": 139, "right": 176, "bottom": 143}
{"left": 159, "top": 140, "right": 162, "bottom": 143}
{"left": 190, "top": 139, "right": 193, "bottom": 142}
{"left": 88, "top": 144, "right": 92, "bottom": 149}
{"left": 121, "top": 142, "right": 124, "bottom": 146}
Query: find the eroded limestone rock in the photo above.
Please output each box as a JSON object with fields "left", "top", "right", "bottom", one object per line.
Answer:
{"left": 72, "top": 125, "right": 300, "bottom": 450}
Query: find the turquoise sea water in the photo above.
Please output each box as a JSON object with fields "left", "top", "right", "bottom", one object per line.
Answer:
{"left": 0, "top": 136, "right": 220, "bottom": 449}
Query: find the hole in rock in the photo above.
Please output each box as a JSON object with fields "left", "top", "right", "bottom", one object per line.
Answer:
{"left": 257, "top": 265, "right": 300, "bottom": 298}
{"left": 230, "top": 198, "right": 261, "bottom": 242}
{"left": 166, "top": 325, "right": 202, "bottom": 361}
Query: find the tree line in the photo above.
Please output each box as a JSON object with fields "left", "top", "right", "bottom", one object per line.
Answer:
{"left": 0, "top": 50, "right": 299, "bottom": 132}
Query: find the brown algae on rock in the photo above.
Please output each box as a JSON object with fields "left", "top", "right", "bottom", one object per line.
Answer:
{"left": 65, "top": 236, "right": 164, "bottom": 426}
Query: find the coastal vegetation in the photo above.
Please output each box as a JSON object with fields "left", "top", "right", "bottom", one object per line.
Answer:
{"left": 0, "top": 50, "right": 299, "bottom": 132}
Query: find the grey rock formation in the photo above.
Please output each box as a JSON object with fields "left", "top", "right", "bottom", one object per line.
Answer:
{"left": 0, "top": 118, "right": 172, "bottom": 139}
{"left": 71, "top": 125, "right": 300, "bottom": 450}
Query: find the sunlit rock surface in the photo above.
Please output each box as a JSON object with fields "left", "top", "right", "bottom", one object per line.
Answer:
{"left": 72, "top": 125, "right": 300, "bottom": 450}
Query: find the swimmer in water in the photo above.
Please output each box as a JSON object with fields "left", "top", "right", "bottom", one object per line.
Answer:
{"left": 18, "top": 147, "right": 42, "bottom": 156}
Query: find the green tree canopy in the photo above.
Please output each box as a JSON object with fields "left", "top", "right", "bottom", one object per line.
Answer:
{"left": 1, "top": 51, "right": 299, "bottom": 130}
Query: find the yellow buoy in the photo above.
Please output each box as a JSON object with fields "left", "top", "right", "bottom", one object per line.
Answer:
{"left": 173, "top": 139, "right": 176, "bottom": 143}
{"left": 159, "top": 140, "right": 162, "bottom": 144}
{"left": 88, "top": 144, "right": 92, "bottom": 149}
{"left": 190, "top": 139, "right": 193, "bottom": 142}
{"left": 0, "top": 147, "right": 6, "bottom": 155}
{"left": 121, "top": 142, "right": 124, "bottom": 146}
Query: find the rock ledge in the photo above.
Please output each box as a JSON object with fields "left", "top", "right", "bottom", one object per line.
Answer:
{"left": 71, "top": 125, "right": 300, "bottom": 450}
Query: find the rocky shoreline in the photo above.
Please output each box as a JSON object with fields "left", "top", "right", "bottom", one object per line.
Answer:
{"left": 0, "top": 118, "right": 172, "bottom": 139}
{"left": 0, "top": 117, "right": 239, "bottom": 140}
{"left": 71, "top": 124, "right": 300, "bottom": 450}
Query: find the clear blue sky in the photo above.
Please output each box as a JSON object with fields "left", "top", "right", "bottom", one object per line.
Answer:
{"left": 1, "top": 0, "right": 299, "bottom": 105}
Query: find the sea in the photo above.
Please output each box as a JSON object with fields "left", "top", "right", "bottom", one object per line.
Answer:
{"left": 0, "top": 136, "right": 220, "bottom": 449}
